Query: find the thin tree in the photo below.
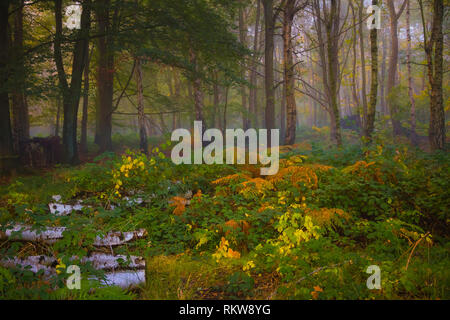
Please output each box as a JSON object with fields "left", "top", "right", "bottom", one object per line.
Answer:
{"left": 94, "top": 0, "right": 117, "bottom": 152}
{"left": 312, "top": 0, "right": 343, "bottom": 146}
{"left": 0, "top": 0, "right": 15, "bottom": 173}
{"left": 262, "top": 0, "right": 276, "bottom": 139}
{"left": 11, "top": 0, "right": 30, "bottom": 155}
{"left": 358, "top": 0, "right": 368, "bottom": 127}
{"left": 282, "top": 0, "right": 303, "bottom": 145}
{"left": 363, "top": 0, "right": 378, "bottom": 141}
{"left": 80, "top": 47, "right": 92, "bottom": 154}
{"left": 239, "top": 4, "right": 249, "bottom": 130}
{"left": 406, "top": 0, "right": 417, "bottom": 144}
{"left": 418, "top": 0, "right": 445, "bottom": 150}
{"left": 249, "top": 0, "right": 261, "bottom": 128}
{"left": 54, "top": 0, "right": 91, "bottom": 164}
{"left": 386, "top": 0, "right": 407, "bottom": 136}
{"left": 135, "top": 57, "right": 148, "bottom": 154}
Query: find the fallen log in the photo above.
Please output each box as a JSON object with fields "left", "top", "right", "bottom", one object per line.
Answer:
{"left": 1, "top": 254, "right": 146, "bottom": 288}
{"left": 1, "top": 254, "right": 144, "bottom": 272}
{"left": 49, "top": 195, "right": 144, "bottom": 215}
{"left": 0, "top": 224, "right": 66, "bottom": 243}
{"left": 99, "top": 270, "right": 145, "bottom": 288}
{"left": 81, "top": 253, "right": 145, "bottom": 270}
{"left": 48, "top": 202, "right": 85, "bottom": 216}
{"left": 0, "top": 255, "right": 56, "bottom": 275}
{"left": 0, "top": 224, "right": 147, "bottom": 247}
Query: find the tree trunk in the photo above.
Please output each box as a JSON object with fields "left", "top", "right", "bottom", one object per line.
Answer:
{"left": 0, "top": 0, "right": 15, "bottom": 173}
{"left": 380, "top": 29, "right": 387, "bottom": 115}
{"left": 80, "top": 47, "right": 91, "bottom": 154}
{"left": 55, "top": 95, "right": 61, "bottom": 137}
{"left": 173, "top": 69, "right": 181, "bottom": 128}
{"left": 95, "top": 0, "right": 115, "bottom": 152}
{"left": 135, "top": 58, "right": 148, "bottom": 154}
{"left": 314, "top": 0, "right": 342, "bottom": 146}
{"left": 387, "top": 0, "right": 407, "bottom": 136}
{"left": 54, "top": 0, "right": 91, "bottom": 164}
{"left": 239, "top": 6, "right": 249, "bottom": 130}
{"left": 419, "top": 0, "right": 445, "bottom": 150}
{"left": 282, "top": 0, "right": 297, "bottom": 145}
{"left": 189, "top": 48, "right": 205, "bottom": 128}
{"left": 406, "top": 0, "right": 417, "bottom": 145}
{"left": 249, "top": 0, "right": 261, "bottom": 128}
{"left": 358, "top": 0, "right": 368, "bottom": 127}
{"left": 325, "top": 0, "right": 342, "bottom": 146}
{"left": 350, "top": 2, "right": 362, "bottom": 131}
{"left": 364, "top": 0, "right": 378, "bottom": 141}
{"left": 262, "top": 0, "right": 275, "bottom": 136}
{"left": 213, "top": 72, "right": 221, "bottom": 129}
{"left": 223, "top": 86, "right": 229, "bottom": 130}
{"left": 11, "top": 0, "right": 29, "bottom": 155}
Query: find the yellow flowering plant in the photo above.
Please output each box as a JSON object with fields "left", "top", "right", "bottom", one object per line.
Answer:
{"left": 212, "top": 237, "right": 241, "bottom": 263}
{"left": 109, "top": 151, "right": 158, "bottom": 199}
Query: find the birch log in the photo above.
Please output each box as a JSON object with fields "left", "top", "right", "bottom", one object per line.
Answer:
{"left": 0, "top": 224, "right": 147, "bottom": 246}
{"left": 1, "top": 254, "right": 146, "bottom": 288}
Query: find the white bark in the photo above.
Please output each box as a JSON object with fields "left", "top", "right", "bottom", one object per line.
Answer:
{"left": 1, "top": 254, "right": 144, "bottom": 271}
{"left": 1, "top": 254, "right": 146, "bottom": 288}
{"left": 99, "top": 270, "right": 145, "bottom": 288}
{"left": 0, "top": 224, "right": 147, "bottom": 246}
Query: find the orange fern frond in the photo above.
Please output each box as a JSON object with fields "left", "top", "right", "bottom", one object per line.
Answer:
{"left": 239, "top": 178, "right": 274, "bottom": 197}
{"left": 342, "top": 161, "right": 384, "bottom": 183}
{"left": 268, "top": 166, "right": 319, "bottom": 189}
{"left": 169, "top": 196, "right": 188, "bottom": 216}
{"left": 305, "top": 208, "right": 350, "bottom": 227}
{"left": 212, "top": 173, "right": 250, "bottom": 186}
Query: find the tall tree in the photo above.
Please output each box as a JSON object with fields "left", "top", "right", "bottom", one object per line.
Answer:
{"left": 282, "top": 0, "right": 299, "bottom": 145}
{"left": 135, "top": 57, "right": 148, "bottom": 154}
{"left": 386, "top": 0, "right": 407, "bottom": 136}
{"left": 350, "top": 1, "right": 362, "bottom": 132}
{"left": 358, "top": 0, "right": 368, "bottom": 127}
{"left": 379, "top": 27, "right": 387, "bottom": 115}
{"left": 54, "top": 0, "right": 91, "bottom": 164}
{"left": 189, "top": 48, "right": 205, "bottom": 128}
{"left": 0, "top": 0, "right": 15, "bottom": 173}
{"left": 80, "top": 47, "right": 91, "bottom": 154}
{"left": 406, "top": 0, "right": 417, "bottom": 144}
{"left": 363, "top": 0, "right": 378, "bottom": 141}
{"left": 94, "top": 0, "right": 117, "bottom": 152}
{"left": 248, "top": 0, "right": 261, "bottom": 128}
{"left": 239, "top": 4, "right": 249, "bottom": 130}
{"left": 418, "top": 0, "right": 445, "bottom": 150}
{"left": 313, "top": 0, "right": 343, "bottom": 146}
{"left": 262, "top": 0, "right": 275, "bottom": 135}
{"left": 11, "top": 0, "right": 30, "bottom": 154}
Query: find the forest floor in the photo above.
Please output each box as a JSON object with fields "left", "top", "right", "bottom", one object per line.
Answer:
{"left": 0, "top": 129, "right": 449, "bottom": 300}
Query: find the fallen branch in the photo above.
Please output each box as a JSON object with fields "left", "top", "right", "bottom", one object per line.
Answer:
{"left": 405, "top": 232, "right": 430, "bottom": 271}
{"left": 295, "top": 260, "right": 351, "bottom": 284}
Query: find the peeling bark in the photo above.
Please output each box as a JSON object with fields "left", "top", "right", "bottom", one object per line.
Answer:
{"left": 1, "top": 224, "right": 147, "bottom": 247}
